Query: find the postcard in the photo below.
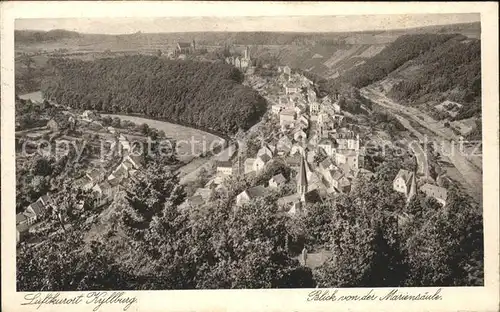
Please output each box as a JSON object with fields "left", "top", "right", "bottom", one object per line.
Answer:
{"left": 1, "top": 1, "right": 498, "bottom": 312}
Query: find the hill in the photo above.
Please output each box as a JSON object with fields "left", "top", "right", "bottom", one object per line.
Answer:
{"left": 15, "top": 22, "right": 480, "bottom": 79}
{"left": 41, "top": 56, "right": 267, "bottom": 134}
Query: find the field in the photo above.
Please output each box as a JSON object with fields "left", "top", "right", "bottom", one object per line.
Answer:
{"left": 102, "top": 114, "right": 225, "bottom": 162}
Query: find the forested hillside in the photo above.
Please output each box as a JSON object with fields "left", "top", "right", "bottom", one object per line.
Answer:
{"left": 388, "top": 36, "right": 481, "bottom": 120}
{"left": 41, "top": 56, "right": 267, "bottom": 134}
{"left": 333, "top": 34, "right": 459, "bottom": 89}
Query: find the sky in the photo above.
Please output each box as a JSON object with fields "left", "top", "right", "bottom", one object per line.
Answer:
{"left": 15, "top": 13, "right": 480, "bottom": 35}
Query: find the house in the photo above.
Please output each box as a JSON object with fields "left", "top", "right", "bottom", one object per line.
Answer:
{"left": 357, "top": 168, "right": 375, "bottom": 180}
{"left": 284, "top": 83, "right": 300, "bottom": 95}
{"left": 336, "top": 149, "right": 359, "bottom": 171}
{"left": 107, "top": 126, "right": 116, "bottom": 134}
{"left": 253, "top": 154, "right": 271, "bottom": 172}
{"left": 257, "top": 145, "right": 274, "bottom": 159}
{"left": 279, "top": 109, "right": 296, "bottom": 128}
{"left": 309, "top": 101, "right": 320, "bottom": 115}
{"left": 25, "top": 198, "right": 48, "bottom": 225}
{"left": 176, "top": 40, "right": 196, "bottom": 55}
{"left": 234, "top": 57, "right": 241, "bottom": 68}
{"left": 332, "top": 102, "right": 341, "bottom": 114}
{"left": 318, "top": 138, "right": 336, "bottom": 157}
{"left": 216, "top": 161, "right": 234, "bottom": 176}
{"left": 92, "top": 181, "right": 113, "bottom": 207}
{"left": 46, "top": 119, "right": 59, "bottom": 132}
{"left": 307, "top": 89, "right": 317, "bottom": 103}
{"left": 299, "top": 115, "right": 309, "bottom": 129}
{"left": 119, "top": 135, "right": 131, "bottom": 152}
{"left": 236, "top": 185, "right": 268, "bottom": 206}
{"left": 331, "top": 171, "right": 351, "bottom": 193}
{"left": 283, "top": 65, "right": 291, "bottom": 76}
{"left": 244, "top": 158, "right": 256, "bottom": 174}
{"left": 17, "top": 223, "right": 30, "bottom": 244}
{"left": 271, "top": 104, "right": 284, "bottom": 115}
{"left": 16, "top": 212, "right": 28, "bottom": 226}
{"left": 294, "top": 129, "right": 307, "bottom": 143}
{"left": 320, "top": 157, "right": 336, "bottom": 172}
{"left": 393, "top": 169, "right": 417, "bottom": 200}
{"left": 269, "top": 173, "right": 287, "bottom": 188}
{"left": 420, "top": 183, "right": 448, "bottom": 206}
{"left": 277, "top": 135, "right": 293, "bottom": 156}
{"left": 336, "top": 133, "right": 359, "bottom": 151}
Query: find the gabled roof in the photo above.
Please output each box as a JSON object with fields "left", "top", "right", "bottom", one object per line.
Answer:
{"left": 394, "top": 169, "right": 413, "bottom": 186}
{"left": 420, "top": 183, "right": 448, "bottom": 201}
{"left": 189, "top": 195, "right": 205, "bottom": 206}
{"left": 29, "top": 200, "right": 45, "bottom": 215}
{"left": 216, "top": 160, "right": 233, "bottom": 168}
{"left": 270, "top": 173, "right": 287, "bottom": 185}
{"left": 320, "top": 158, "right": 333, "bottom": 169}
{"left": 17, "top": 223, "right": 30, "bottom": 233}
{"left": 194, "top": 188, "right": 212, "bottom": 201}
{"left": 16, "top": 213, "right": 27, "bottom": 224}
{"left": 258, "top": 154, "right": 272, "bottom": 164}
{"left": 177, "top": 42, "right": 192, "bottom": 48}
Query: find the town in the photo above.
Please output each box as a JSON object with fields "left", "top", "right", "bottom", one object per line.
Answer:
{"left": 13, "top": 16, "right": 484, "bottom": 291}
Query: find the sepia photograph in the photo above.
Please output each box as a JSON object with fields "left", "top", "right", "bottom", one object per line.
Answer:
{"left": 1, "top": 2, "right": 499, "bottom": 312}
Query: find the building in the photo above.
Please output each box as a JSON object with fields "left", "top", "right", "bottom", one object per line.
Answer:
{"left": 16, "top": 223, "right": 30, "bottom": 244}
{"left": 420, "top": 183, "right": 448, "bottom": 206}
{"left": 285, "top": 153, "right": 302, "bottom": 171}
{"left": 244, "top": 158, "right": 256, "bottom": 174}
{"left": 336, "top": 133, "right": 359, "bottom": 151}
{"left": 271, "top": 104, "right": 284, "bottom": 115}
{"left": 283, "top": 65, "right": 291, "bottom": 76}
{"left": 269, "top": 173, "right": 287, "bottom": 188}
{"left": 216, "top": 161, "right": 234, "bottom": 177}
{"left": 236, "top": 185, "right": 268, "bottom": 206}
{"left": 393, "top": 169, "right": 417, "bottom": 201}
{"left": 335, "top": 149, "right": 359, "bottom": 171}
{"left": 294, "top": 129, "right": 308, "bottom": 143}
{"left": 279, "top": 109, "right": 296, "bottom": 128}
{"left": 257, "top": 145, "right": 274, "bottom": 159}
{"left": 124, "top": 154, "right": 144, "bottom": 169}
{"left": 25, "top": 196, "right": 50, "bottom": 225}
{"left": 176, "top": 40, "right": 196, "bottom": 55}
{"left": 309, "top": 101, "right": 320, "bottom": 115}
{"left": 307, "top": 89, "right": 317, "bottom": 103}
{"left": 298, "top": 115, "right": 309, "bottom": 129}
{"left": 253, "top": 154, "right": 271, "bottom": 172}
{"left": 277, "top": 135, "right": 293, "bottom": 156}
{"left": 92, "top": 181, "right": 113, "bottom": 207}
{"left": 284, "top": 83, "right": 300, "bottom": 95}
{"left": 318, "top": 138, "right": 336, "bottom": 157}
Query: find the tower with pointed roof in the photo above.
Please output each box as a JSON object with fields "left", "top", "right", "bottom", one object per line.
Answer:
{"left": 407, "top": 158, "right": 418, "bottom": 203}
{"left": 297, "top": 155, "right": 308, "bottom": 202}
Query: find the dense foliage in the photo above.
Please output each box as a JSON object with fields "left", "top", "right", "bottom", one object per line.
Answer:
{"left": 41, "top": 56, "right": 267, "bottom": 134}
{"left": 389, "top": 37, "right": 481, "bottom": 119}
{"left": 335, "top": 34, "right": 458, "bottom": 89}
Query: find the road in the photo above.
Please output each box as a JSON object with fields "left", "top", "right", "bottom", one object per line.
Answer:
{"left": 361, "top": 86, "right": 482, "bottom": 204}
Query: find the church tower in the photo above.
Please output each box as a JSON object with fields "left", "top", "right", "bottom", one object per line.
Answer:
{"left": 407, "top": 159, "right": 418, "bottom": 203}
{"left": 297, "top": 155, "right": 308, "bottom": 201}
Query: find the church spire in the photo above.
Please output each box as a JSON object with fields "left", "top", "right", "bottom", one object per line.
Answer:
{"left": 297, "top": 154, "right": 308, "bottom": 198}
{"left": 407, "top": 163, "right": 417, "bottom": 203}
